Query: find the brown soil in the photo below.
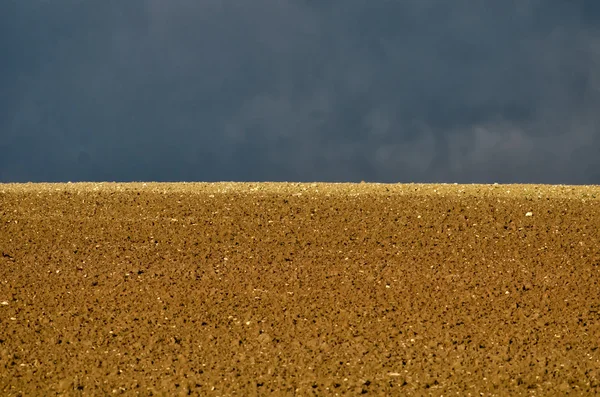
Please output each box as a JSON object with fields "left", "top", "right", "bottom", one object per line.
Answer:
{"left": 1, "top": 182, "right": 600, "bottom": 396}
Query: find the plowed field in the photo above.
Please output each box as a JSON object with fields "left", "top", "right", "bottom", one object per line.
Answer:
{"left": 1, "top": 182, "right": 600, "bottom": 396}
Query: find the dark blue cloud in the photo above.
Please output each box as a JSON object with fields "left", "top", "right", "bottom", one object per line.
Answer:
{"left": 1, "top": 1, "right": 599, "bottom": 183}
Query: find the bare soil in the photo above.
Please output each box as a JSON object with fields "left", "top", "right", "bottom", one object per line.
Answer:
{"left": 1, "top": 182, "right": 600, "bottom": 396}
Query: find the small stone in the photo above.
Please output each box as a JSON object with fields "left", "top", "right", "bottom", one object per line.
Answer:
{"left": 525, "top": 212, "right": 533, "bottom": 217}
{"left": 257, "top": 333, "right": 272, "bottom": 345}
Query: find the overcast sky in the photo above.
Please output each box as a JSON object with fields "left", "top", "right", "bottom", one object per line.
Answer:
{"left": 1, "top": 1, "right": 600, "bottom": 184}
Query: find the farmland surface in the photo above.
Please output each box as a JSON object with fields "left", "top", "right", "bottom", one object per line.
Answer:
{"left": 1, "top": 182, "right": 600, "bottom": 396}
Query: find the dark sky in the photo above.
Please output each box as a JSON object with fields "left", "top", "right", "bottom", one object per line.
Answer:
{"left": 2, "top": 1, "right": 600, "bottom": 184}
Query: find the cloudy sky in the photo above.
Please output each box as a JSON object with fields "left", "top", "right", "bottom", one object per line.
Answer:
{"left": 1, "top": 1, "right": 599, "bottom": 184}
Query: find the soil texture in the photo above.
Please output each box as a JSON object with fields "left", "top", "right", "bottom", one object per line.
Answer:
{"left": 1, "top": 182, "right": 600, "bottom": 396}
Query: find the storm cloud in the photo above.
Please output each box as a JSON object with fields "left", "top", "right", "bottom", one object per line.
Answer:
{"left": 2, "top": 1, "right": 600, "bottom": 183}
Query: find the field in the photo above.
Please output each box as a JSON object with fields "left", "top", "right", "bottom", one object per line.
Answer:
{"left": 1, "top": 182, "right": 600, "bottom": 396}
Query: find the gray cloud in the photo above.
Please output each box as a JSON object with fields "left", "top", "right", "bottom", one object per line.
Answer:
{"left": 1, "top": 1, "right": 599, "bottom": 183}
